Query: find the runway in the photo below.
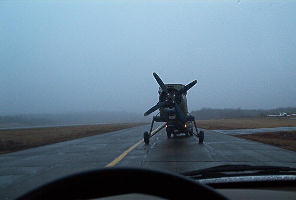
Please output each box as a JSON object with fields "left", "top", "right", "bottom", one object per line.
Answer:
{"left": 1, "top": 125, "right": 296, "bottom": 199}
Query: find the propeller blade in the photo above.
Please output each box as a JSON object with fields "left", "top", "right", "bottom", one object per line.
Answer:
{"left": 144, "top": 101, "right": 167, "bottom": 116}
{"left": 153, "top": 73, "right": 168, "bottom": 93}
{"left": 175, "top": 103, "right": 186, "bottom": 123}
{"left": 179, "top": 80, "right": 197, "bottom": 94}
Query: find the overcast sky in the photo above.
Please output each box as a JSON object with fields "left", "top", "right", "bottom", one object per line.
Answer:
{"left": 1, "top": 0, "right": 296, "bottom": 115}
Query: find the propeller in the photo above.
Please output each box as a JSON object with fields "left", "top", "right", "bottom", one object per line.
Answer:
{"left": 178, "top": 80, "right": 198, "bottom": 94}
{"left": 144, "top": 101, "right": 168, "bottom": 116}
{"left": 153, "top": 72, "right": 167, "bottom": 93}
{"left": 144, "top": 73, "right": 197, "bottom": 117}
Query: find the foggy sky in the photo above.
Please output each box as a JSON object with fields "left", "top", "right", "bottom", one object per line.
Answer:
{"left": 1, "top": 0, "right": 296, "bottom": 115}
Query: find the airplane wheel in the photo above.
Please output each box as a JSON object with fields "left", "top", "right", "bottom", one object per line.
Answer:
{"left": 144, "top": 131, "right": 150, "bottom": 145}
{"left": 166, "top": 127, "right": 172, "bottom": 139}
{"left": 198, "top": 131, "right": 204, "bottom": 144}
{"left": 191, "top": 128, "right": 194, "bottom": 136}
{"left": 188, "top": 129, "right": 194, "bottom": 136}
{"left": 167, "top": 131, "right": 172, "bottom": 139}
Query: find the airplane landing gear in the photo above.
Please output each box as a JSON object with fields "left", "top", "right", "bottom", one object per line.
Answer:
{"left": 198, "top": 131, "right": 204, "bottom": 144}
{"left": 166, "top": 127, "right": 172, "bottom": 139}
{"left": 143, "top": 118, "right": 166, "bottom": 145}
{"left": 167, "top": 131, "right": 172, "bottom": 139}
{"left": 192, "top": 119, "right": 204, "bottom": 144}
{"left": 144, "top": 131, "right": 150, "bottom": 145}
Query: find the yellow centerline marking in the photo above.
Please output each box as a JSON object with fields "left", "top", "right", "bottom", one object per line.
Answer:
{"left": 105, "top": 139, "right": 144, "bottom": 167}
{"left": 105, "top": 123, "right": 166, "bottom": 167}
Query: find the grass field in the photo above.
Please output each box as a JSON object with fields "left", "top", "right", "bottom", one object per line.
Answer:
{"left": 236, "top": 131, "right": 296, "bottom": 152}
{"left": 197, "top": 118, "right": 296, "bottom": 130}
{"left": 0, "top": 123, "right": 144, "bottom": 154}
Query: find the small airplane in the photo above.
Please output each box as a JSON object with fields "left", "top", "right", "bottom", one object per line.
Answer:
{"left": 143, "top": 73, "right": 204, "bottom": 144}
{"left": 267, "top": 112, "right": 296, "bottom": 117}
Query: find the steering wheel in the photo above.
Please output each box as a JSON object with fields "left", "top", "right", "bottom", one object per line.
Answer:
{"left": 17, "top": 168, "right": 228, "bottom": 200}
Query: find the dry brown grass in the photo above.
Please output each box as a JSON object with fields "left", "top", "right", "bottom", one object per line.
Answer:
{"left": 197, "top": 118, "right": 296, "bottom": 130}
{"left": 236, "top": 131, "right": 296, "bottom": 152}
{"left": 0, "top": 123, "right": 144, "bottom": 154}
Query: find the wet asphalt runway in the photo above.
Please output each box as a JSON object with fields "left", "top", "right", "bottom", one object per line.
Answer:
{"left": 1, "top": 125, "right": 296, "bottom": 199}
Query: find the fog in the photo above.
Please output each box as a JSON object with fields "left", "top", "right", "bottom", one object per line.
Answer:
{"left": 1, "top": 0, "right": 296, "bottom": 115}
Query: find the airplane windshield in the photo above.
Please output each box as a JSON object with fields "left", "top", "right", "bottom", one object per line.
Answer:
{"left": 0, "top": 0, "right": 296, "bottom": 199}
